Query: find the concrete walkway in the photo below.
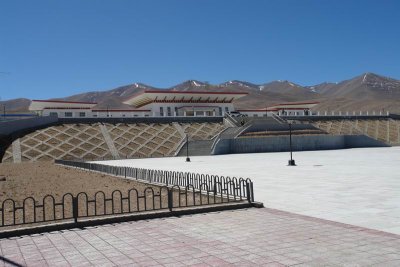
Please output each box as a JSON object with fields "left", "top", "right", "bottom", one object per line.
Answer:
{"left": 1, "top": 208, "right": 400, "bottom": 267}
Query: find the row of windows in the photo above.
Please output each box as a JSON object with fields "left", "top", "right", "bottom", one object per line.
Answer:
{"left": 50, "top": 112, "right": 86, "bottom": 117}
{"left": 48, "top": 112, "right": 152, "bottom": 118}
{"left": 159, "top": 107, "right": 229, "bottom": 116}
{"left": 48, "top": 107, "right": 231, "bottom": 118}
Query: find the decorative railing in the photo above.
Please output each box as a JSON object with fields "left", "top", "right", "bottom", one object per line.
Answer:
{"left": 281, "top": 110, "right": 390, "bottom": 117}
{"left": 0, "top": 181, "right": 248, "bottom": 228}
{"left": 55, "top": 160, "right": 254, "bottom": 202}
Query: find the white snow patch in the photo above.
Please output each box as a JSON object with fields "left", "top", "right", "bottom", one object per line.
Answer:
{"left": 192, "top": 81, "right": 201, "bottom": 87}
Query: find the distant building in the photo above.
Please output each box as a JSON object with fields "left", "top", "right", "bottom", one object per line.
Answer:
{"left": 122, "top": 90, "right": 248, "bottom": 117}
{"left": 238, "top": 102, "right": 319, "bottom": 117}
{"left": 29, "top": 100, "right": 97, "bottom": 118}
{"left": 28, "top": 92, "right": 318, "bottom": 118}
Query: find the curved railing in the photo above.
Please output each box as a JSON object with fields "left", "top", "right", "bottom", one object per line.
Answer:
{"left": 55, "top": 160, "right": 255, "bottom": 203}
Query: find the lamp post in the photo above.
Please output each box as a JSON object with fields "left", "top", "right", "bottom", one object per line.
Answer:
{"left": 288, "top": 122, "right": 296, "bottom": 166}
{"left": 1, "top": 103, "right": 5, "bottom": 121}
{"left": 185, "top": 133, "right": 191, "bottom": 162}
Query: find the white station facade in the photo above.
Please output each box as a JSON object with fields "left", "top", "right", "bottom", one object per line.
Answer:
{"left": 29, "top": 90, "right": 318, "bottom": 118}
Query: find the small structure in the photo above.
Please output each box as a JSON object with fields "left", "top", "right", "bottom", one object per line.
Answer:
{"left": 28, "top": 94, "right": 318, "bottom": 118}
{"left": 29, "top": 100, "right": 97, "bottom": 118}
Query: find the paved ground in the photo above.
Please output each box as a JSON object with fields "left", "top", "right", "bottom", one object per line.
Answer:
{"left": 100, "top": 147, "right": 400, "bottom": 235}
{"left": 1, "top": 208, "right": 400, "bottom": 267}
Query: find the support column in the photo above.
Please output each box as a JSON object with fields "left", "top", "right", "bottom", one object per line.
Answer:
{"left": 12, "top": 138, "right": 22, "bottom": 163}
{"left": 99, "top": 124, "right": 120, "bottom": 159}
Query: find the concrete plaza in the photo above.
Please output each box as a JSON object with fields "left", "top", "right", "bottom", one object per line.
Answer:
{"left": 2, "top": 147, "right": 400, "bottom": 266}
{"left": 1, "top": 208, "right": 400, "bottom": 267}
{"left": 102, "top": 147, "right": 400, "bottom": 235}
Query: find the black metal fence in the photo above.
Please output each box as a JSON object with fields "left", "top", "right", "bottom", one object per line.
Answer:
{"left": 0, "top": 181, "right": 247, "bottom": 228}
{"left": 55, "top": 159, "right": 254, "bottom": 203}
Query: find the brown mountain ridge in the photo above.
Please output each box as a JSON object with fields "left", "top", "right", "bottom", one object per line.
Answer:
{"left": 1, "top": 73, "right": 400, "bottom": 113}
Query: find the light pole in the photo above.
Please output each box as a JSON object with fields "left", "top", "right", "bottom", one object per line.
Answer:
{"left": 288, "top": 122, "right": 296, "bottom": 166}
{"left": 185, "top": 133, "right": 191, "bottom": 162}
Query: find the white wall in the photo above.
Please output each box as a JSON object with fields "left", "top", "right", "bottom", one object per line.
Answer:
{"left": 92, "top": 111, "right": 150, "bottom": 118}
{"left": 42, "top": 109, "right": 91, "bottom": 118}
{"left": 147, "top": 103, "right": 235, "bottom": 117}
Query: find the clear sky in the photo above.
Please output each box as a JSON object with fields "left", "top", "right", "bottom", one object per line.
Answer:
{"left": 1, "top": 0, "right": 400, "bottom": 100}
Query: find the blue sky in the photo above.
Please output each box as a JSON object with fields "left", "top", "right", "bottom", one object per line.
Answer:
{"left": 1, "top": 0, "right": 400, "bottom": 100}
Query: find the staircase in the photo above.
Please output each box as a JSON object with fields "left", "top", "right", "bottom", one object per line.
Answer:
{"left": 176, "top": 140, "right": 214, "bottom": 157}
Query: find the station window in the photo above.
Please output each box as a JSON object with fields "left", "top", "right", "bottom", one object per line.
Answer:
{"left": 160, "top": 107, "right": 164, "bottom": 117}
{"left": 49, "top": 112, "right": 58, "bottom": 117}
{"left": 175, "top": 107, "right": 178, "bottom": 116}
{"left": 167, "top": 107, "right": 172, "bottom": 116}
{"left": 64, "top": 112, "right": 73, "bottom": 117}
{"left": 218, "top": 107, "right": 222, "bottom": 116}
{"left": 79, "top": 112, "right": 86, "bottom": 117}
{"left": 225, "top": 107, "right": 229, "bottom": 113}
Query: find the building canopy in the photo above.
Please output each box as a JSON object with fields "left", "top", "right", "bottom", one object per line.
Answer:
{"left": 123, "top": 90, "right": 248, "bottom": 108}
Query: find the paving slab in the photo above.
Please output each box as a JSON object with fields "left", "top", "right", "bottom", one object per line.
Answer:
{"left": 100, "top": 147, "right": 400, "bottom": 235}
{"left": 1, "top": 208, "right": 400, "bottom": 266}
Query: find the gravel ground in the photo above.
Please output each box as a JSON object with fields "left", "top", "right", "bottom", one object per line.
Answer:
{"left": 0, "top": 162, "right": 224, "bottom": 227}
{"left": 0, "top": 162, "right": 156, "bottom": 203}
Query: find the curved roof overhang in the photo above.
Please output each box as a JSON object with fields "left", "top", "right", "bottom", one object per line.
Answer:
{"left": 123, "top": 90, "right": 248, "bottom": 108}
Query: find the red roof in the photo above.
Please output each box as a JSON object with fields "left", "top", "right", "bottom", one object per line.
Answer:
{"left": 32, "top": 99, "right": 97, "bottom": 104}
{"left": 92, "top": 109, "right": 150, "bottom": 112}
{"left": 43, "top": 107, "right": 92, "bottom": 110}
{"left": 275, "top": 101, "right": 319, "bottom": 106}
{"left": 237, "top": 108, "right": 279, "bottom": 112}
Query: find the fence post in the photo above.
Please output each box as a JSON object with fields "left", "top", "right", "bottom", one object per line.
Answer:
{"left": 246, "top": 182, "right": 251, "bottom": 203}
{"left": 250, "top": 182, "right": 254, "bottom": 202}
{"left": 72, "top": 197, "right": 78, "bottom": 224}
{"left": 168, "top": 189, "right": 173, "bottom": 212}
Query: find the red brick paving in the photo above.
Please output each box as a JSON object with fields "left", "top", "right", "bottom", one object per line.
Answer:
{"left": 1, "top": 208, "right": 400, "bottom": 266}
